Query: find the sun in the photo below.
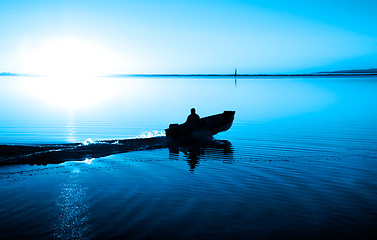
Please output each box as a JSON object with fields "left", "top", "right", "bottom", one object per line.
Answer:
{"left": 17, "top": 36, "right": 123, "bottom": 110}
{"left": 19, "top": 36, "right": 120, "bottom": 77}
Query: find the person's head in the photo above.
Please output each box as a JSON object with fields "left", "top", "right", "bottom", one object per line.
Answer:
{"left": 191, "top": 108, "right": 196, "bottom": 114}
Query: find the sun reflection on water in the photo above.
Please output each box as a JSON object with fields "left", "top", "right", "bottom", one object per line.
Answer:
{"left": 67, "top": 114, "right": 77, "bottom": 143}
{"left": 52, "top": 170, "right": 91, "bottom": 239}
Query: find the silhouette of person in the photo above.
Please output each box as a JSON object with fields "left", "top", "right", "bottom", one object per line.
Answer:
{"left": 186, "top": 108, "right": 200, "bottom": 127}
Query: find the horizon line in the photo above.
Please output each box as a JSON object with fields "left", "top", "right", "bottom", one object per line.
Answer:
{"left": 1, "top": 71, "right": 377, "bottom": 78}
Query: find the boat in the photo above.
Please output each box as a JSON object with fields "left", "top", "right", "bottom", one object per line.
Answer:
{"left": 165, "top": 111, "right": 235, "bottom": 141}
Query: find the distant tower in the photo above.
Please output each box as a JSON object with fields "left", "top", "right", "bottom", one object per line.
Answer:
{"left": 235, "top": 68, "right": 237, "bottom": 76}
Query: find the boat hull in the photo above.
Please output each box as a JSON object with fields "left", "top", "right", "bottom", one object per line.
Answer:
{"left": 165, "top": 111, "right": 235, "bottom": 141}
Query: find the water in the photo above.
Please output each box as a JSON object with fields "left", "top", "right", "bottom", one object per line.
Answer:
{"left": 1, "top": 75, "right": 377, "bottom": 239}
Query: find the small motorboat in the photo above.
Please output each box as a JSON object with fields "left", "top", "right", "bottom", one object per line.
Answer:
{"left": 165, "top": 111, "right": 235, "bottom": 141}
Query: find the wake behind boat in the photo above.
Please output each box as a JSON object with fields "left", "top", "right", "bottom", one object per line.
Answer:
{"left": 165, "top": 111, "right": 235, "bottom": 141}
{"left": 0, "top": 137, "right": 168, "bottom": 166}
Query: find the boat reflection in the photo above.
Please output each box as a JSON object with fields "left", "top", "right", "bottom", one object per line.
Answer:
{"left": 169, "top": 140, "right": 233, "bottom": 172}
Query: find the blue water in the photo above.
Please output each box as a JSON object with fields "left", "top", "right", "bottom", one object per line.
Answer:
{"left": 1, "top": 76, "right": 377, "bottom": 239}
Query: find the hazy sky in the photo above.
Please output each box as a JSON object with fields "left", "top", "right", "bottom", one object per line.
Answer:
{"left": 0, "top": 0, "right": 376, "bottom": 74}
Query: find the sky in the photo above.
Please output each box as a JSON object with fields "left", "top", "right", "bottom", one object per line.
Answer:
{"left": 0, "top": 0, "right": 376, "bottom": 75}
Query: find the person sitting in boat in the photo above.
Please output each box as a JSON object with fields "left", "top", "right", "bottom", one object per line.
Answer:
{"left": 186, "top": 108, "right": 200, "bottom": 127}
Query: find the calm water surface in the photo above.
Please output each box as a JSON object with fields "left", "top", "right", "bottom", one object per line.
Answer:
{"left": 0, "top": 76, "right": 377, "bottom": 239}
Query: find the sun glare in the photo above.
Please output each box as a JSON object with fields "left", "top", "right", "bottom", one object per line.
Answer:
{"left": 20, "top": 37, "right": 120, "bottom": 77}
{"left": 19, "top": 76, "right": 117, "bottom": 110}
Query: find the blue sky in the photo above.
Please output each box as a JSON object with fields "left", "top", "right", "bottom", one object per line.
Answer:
{"left": 0, "top": 0, "right": 376, "bottom": 74}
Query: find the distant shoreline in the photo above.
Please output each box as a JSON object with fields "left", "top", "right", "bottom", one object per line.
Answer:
{"left": 110, "top": 73, "right": 377, "bottom": 77}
